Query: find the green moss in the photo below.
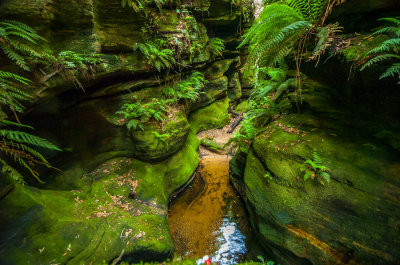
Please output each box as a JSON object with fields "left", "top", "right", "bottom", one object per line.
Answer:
{"left": 240, "top": 107, "right": 400, "bottom": 264}
{"left": 200, "top": 138, "right": 224, "bottom": 152}
{"left": 0, "top": 128, "right": 200, "bottom": 265}
{"left": 189, "top": 97, "right": 231, "bottom": 133}
{"left": 228, "top": 72, "right": 242, "bottom": 101}
{"left": 236, "top": 101, "right": 250, "bottom": 113}
{"left": 204, "top": 59, "right": 235, "bottom": 80}
{"left": 340, "top": 34, "right": 387, "bottom": 62}
{"left": 131, "top": 107, "right": 190, "bottom": 162}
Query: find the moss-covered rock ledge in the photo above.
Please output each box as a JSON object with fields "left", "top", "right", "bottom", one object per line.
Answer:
{"left": 0, "top": 132, "right": 199, "bottom": 264}
{"left": 230, "top": 81, "right": 400, "bottom": 265}
{"left": 0, "top": 96, "right": 231, "bottom": 264}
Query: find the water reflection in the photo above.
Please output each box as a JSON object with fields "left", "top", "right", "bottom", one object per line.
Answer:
{"left": 168, "top": 157, "right": 255, "bottom": 264}
{"left": 213, "top": 214, "right": 247, "bottom": 264}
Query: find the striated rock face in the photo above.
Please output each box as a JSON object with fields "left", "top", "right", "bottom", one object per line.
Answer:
{"left": 0, "top": 0, "right": 243, "bottom": 264}
{"left": 230, "top": 78, "right": 400, "bottom": 265}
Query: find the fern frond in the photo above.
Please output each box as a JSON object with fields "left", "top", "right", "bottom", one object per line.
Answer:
{"left": 360, "top": 54, "right": 400, "bottom": 71}
{"left": 0, "top": 20, "right": 47, "bottom": 71}
{"left": 380, "top": 63, "right": 400, "bottom": 79}
{"left": 378, "top": 17, "right": 400, "bottom": 27}
{"left": 0, "top": 158, "right": 26, "bottom": 184}
{"left": 371, "top": 27, "right": 400, "bottom": 37}
{"left": 367, "top": 38, "right": 400, "bottom": 55}
{"left": 0, "top": 130, "right": 61, "bottom": 150}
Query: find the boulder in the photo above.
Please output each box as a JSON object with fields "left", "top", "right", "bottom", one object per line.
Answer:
{"left": 0, "top": 131, "right": 200, "bottom": 265}
{"left": 131, "top": 107, "right": 190, "bottom": 162}
{"left": 231, "top": 82, "right": 400, "bottom": 265}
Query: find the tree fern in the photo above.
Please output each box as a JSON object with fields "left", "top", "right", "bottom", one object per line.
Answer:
{"left": 239, "top": 3, "right": 312, "bottom": 68}
{"left": 238, "top": 0, "right": 342, "bottom": 70}
{"left": 0, "top": 20, "right": 46, "bottom": 71}
{"left": 287, "top": 0, "right": 328, "bottom": 24}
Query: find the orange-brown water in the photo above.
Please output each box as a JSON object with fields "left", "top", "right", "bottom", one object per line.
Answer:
{"left": 168, "top": 157, "right": 254, "bottom": 262}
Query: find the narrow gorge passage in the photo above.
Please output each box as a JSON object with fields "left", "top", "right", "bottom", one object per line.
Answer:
{"left": 168, "top": 120, "right": 264, "bottom": 264}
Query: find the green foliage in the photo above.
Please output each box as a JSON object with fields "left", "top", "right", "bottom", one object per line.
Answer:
{"left": 227, "top": 67, "right": 293, "bottom": 152}
{"left": 239, "top": 3, "right": 312, "bottom": 68}
{"left": 117, "top": 72, "right": 206, "bottom": 132}
{"left": 116, "top": 97, "right": 171, "bottom": 131}
{"left": 225, "top": 118, "right": 258, "bottom": 152}
{"left": 303, "top": 150, "right": 330, "bottom": 185}
{"left": 229, "top": 0, "right": 254, "bottom": 22}
{"left": 250, "top": 67, "right": 296, "bottom": 103}
{"left": 310, "top": 23, "right": 342, "bottom": 62}
{"left": 162, "top": 71, "right": 207, "bottom": 104}
{"left": 238, "top": 0, "right": 344, "bottom": 71}
{"left": 361, "top": 17, "right": 400, "bottom": 81}
{"left": 257, "top": 255, "right": 279, "bottom": 265}
{"left": 0, "top": 20, "right": 47, "bottom": 71}
{"left": 121, "top": 0, "right": 166, "bottom": 12}
{"left": 134, "top": 41, "right": 175, "bottom": 72}
{"left": 0, "top": 71, "right": 32, "bottom": 114}
{"left": 54, "top": 51, "right": 104, "bottom": 70}
{"left": 39, "top": 51, "right": 105, "bottom": 89}
{"left": 0, "top": 73, "right": 61, "bottom": 184}
{"left": 0, "top": 119, "right": 61, "bottom": 184}
{"left": 152, "top": 131, "right": 170, "bottom": 147}
{"left": 286, "top": 0, "right": 327, "bottom": 24}
{"left": 207, "top": 38, "right": 225, "bottom": 57}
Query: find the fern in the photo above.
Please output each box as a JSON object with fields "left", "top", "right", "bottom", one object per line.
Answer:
{"left": 225, "top": 118, "right": 258, "bottom": 152}
{"left": 287, "top": 0, "right": 328, "bottom": 24}
{"left": 162, "top": 71, "right": 207, "bottom": 104}
{"left": 134, "top": 42, "right": 175, "bottom": 72}
{"left": 152, "top": 131, "right": 170, "bottom": 147}
{"left": 0, "top": 70, "right": 33, "bottom": 115}
{"left": 37, "top": 51, "right": 105, "bottom": 90}
{"left": 303, "top": 150, "right": 330, "bottom": 184}
{"left": 207, "top": 38, "right": 225, "bottom": 57}
{"left": 310, "top": 23, "right": 343, "bottom": 62}
{"left": 116, "top": 97, "right": 171, "bottom": 131}
{"left": 238, "top": 1, "right": 341, "bottom": 70}
{"left": 360, "top": 17, "right": 400, "bottom": 81}
{"left": 380, "top": 63, "right": 400, "bottom": 79}
{"left": 0, "top": 20, "right": 47, "bottom": 71}
{"left": 121, "top": 0, "right": 166, "bottom": 12}
{"left": 0, "top": 120, "right": 61, "bottom": 184}
{"left": 360, "top": 54, "right": 400, "bottom": 71}
{"left": 239, "top": 3, "right": 312, "bottom": 68}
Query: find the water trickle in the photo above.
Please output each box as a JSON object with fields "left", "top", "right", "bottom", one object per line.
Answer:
{"left": 168, "top": 157, "right": 263, "bottom": 264}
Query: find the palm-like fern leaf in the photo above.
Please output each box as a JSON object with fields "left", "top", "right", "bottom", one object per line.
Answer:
{"left": 0, "top": 70, "right": 33, "bottom": 113}
{"left": 360, "top": 17, "right": 400, "bottom": 81}
{"left": 0, "top": 20, "right": 46, "bottom": 71}
{"left": 239, "top": 3, "right": 312, "bottom": 68}
{"left": 0, "top": 120, "right": 61, "bottom": 184}
{"left": 380, "top": 63, "right": 400, "bottom": 79}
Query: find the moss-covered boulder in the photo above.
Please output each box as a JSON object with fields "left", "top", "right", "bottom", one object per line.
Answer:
{"left": 200, "top": 138, "right": 224, "bottom": 152}
{"left": 231, "top": 85, "right": 400, "bottom": 265}
{"left": 191, "top": 76, "right": 228, "bottom": 111}
{"left": 131, "top": 107, "right": 190, "bottom": 162}
{"left": 228, "top": 72, "right": 242, "bottom": 101}
{"left": 0, "top": 131, "right": 200, "bottom": 265}
{"left": 204, "top": 59, "right": 236, "bottom": 80}
{"left": 189, "top": 97, "right": 231, "bottom": 132}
